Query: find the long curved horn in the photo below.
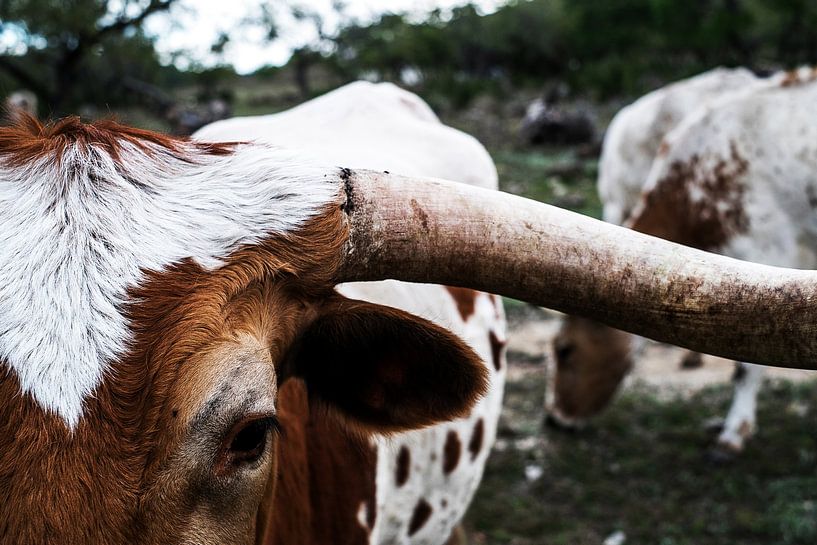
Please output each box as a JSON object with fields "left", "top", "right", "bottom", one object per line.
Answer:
{"left": 337, "top": 169, "right": 817, "bottom": 369}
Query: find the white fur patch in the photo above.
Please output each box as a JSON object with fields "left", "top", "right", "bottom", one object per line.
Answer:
{"left": 0, "top": 140, "right": 340, "bottom": 426}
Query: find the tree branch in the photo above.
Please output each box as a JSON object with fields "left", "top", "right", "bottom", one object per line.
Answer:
{"left": 95, "top": 0, "right": 177, "bottom": 41}
{"left": 0, "top": 56, "right": 51, "bottom": 100}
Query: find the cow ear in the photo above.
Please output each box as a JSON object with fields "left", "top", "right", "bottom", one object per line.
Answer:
{"left": 284, "top": 296, "right": 488, "bottom": 434}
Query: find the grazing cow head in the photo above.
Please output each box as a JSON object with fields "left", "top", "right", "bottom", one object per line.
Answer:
{"left": 546, "top": 139, "right": 752, "bottom": 428}
{"left": 0, "top": 116, "right": 487, "bottom": 544}
{"left": 545, "top": 316, "right": 634, "bottom": 428}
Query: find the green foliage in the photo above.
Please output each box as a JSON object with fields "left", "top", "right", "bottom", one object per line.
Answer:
{"left": 6, "top": 0, "right": 817, "bottom": 113}
{"left": 323, "top": 0, "right": 817, "bottom": 103}
{"left": 0, "top": 0, "right": 185, "bottom": 113}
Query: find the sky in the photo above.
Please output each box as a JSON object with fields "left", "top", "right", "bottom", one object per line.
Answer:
{"left": 144, "top": 0, "right": 506, "bottom": 74}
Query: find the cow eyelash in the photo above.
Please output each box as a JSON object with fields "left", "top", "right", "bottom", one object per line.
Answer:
{"left": 215, "top": 415, "right": 283, "bottom": 474}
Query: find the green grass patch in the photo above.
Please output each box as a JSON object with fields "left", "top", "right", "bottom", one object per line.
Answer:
{"left": 491, "top": 148, "right": 602, "bottom": 219}
{"left": 466, "top": 376, "right": 817, "bottom": 544}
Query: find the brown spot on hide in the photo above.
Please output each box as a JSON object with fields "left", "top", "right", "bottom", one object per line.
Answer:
{"left": 489, "top": 331, "right": 506, "bottom": 371}
{"left": 779, "top": 68, "right": 817, "bottom": 87}
{"left": 395, "top": 446, "right": 411, "bottom": 487}
{"left": 443, "top": 430, "right": 461, "bottom": 474}
{"left": 780, "top": 69, "right": 801, "bottom": 87}
{"left": 490, "top": 294, "right": 503, "bottom": 319}
{"left": 629, "top": 141, "right": 749, "bottom": 251}
{"left": 445, "top": 287, "right": 478, "bottom": 321}
{"left": 468, "top": 418, "right": 485, "bottom": 460}
{"left": 680, "top": 351, "right": 703, "bottom": 369}
{"left": 408, "top": 499, "right": 433, "bottom": 536}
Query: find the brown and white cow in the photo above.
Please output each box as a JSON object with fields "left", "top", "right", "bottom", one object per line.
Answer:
{"left": 549, "top": 68, "right": 763, "bottom": 426}
{"left": 548, "top": 69, "right": 817, "bottom": 456}
{"left": 3, "top": 85, "right": 817, "bottom": 545}
{"left": 549, "top": 67, "right": 762, "bottom": 429}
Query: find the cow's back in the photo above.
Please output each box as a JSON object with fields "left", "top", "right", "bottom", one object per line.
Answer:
{"left": 195, "top": 82, "right": 505, "bottom": 545}
{"left": 599, "top": 67, "right": 757, "bottom": 224}
{"left": 196, "top": 81, "right": 496, "bottom": 190}
{"left": 631, "top": 74, "right": 817, "bottom": 268}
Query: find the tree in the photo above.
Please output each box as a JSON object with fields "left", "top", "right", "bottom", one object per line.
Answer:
{"left": 0, "top": 0, "right": 177, "bottom": 113}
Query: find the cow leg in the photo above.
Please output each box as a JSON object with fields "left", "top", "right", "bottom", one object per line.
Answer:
{"left": 713, "top": 362, "right": 765, "bottom": 456}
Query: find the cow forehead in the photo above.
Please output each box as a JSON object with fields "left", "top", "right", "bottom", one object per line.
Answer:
{"left": 0, "top": 135, "right": 340, "bottom": 427}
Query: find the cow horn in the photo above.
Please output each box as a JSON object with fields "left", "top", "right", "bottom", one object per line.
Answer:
{"left": 336, "top": 169, "right": 817, "bottom": 370}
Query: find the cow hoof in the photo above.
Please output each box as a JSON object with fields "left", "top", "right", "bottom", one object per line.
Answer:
{"left": 543, "top": 413, "right": 578, "bottom": 433}
{"left": 706, "top": 444, "right": 739, "bottom": 464}
{"left": 703, "top": 417, "right": 725, "bottom": 434}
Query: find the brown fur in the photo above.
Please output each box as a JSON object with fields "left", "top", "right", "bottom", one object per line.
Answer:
{"left": 550, "top": 316, "right": 634, "bottom": 420}
{"left": 260, "top": 380, "right": 378, "bottom": 545}
{"left": 0, "top": 113, "right": 235, "bottom": 167}
{"left": 468, "top": 418, "right": 484, "bottom": 461}
{"left": 445, "top": 287, "right": 479, "bottom": 321}
{"left": 443, "top": 430, "right": 462, "bottom": 474}
{"left": 629, "top": 142, "right": 749, "bottom": 251}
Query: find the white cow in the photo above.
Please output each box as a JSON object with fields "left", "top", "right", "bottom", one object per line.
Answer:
{"left": 550, "top": 69, "right": 817, "bottom": 457}
{"left": 196, "top": 81, "right": 507, "bottom": 544}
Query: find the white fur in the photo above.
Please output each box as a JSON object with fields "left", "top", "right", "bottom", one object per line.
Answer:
{"left": 0, "top": 141, "right": 340, "bottom": 426}
{"left": 197, "top": 81, "right": 503, "bottom": 545}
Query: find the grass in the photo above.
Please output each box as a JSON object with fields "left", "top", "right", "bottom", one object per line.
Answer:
{"left": 465, "top": 366, "right": 817, "bottom": 545}
{"left": 491, "top": 148, "right": 602, "bottom": 219}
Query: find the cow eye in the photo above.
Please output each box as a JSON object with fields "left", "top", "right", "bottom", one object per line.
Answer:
{"left": 215, "top": 415, "right": 281, "bottom": 474}
{"left": 554, "top": 342, "right": 575, "bottom": 364}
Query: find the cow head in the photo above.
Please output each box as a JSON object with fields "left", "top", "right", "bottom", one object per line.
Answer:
{"left": 0, "top": 116, "right": 486, "bottom": 544}
{"left": 545, "top": 316, "right": 634, "bottom": 429}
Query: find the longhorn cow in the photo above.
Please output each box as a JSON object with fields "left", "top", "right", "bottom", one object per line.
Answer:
{"left": 2, "top": 82, "right": 817, "bottom": 544}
